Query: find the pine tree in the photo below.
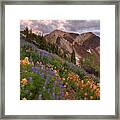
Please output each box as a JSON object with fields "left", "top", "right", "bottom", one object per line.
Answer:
{"left": 24, "top": 26, "right": 29, "bottom": 40}
{"left": 71, "top": 50, "right": 76, "bottom": 64}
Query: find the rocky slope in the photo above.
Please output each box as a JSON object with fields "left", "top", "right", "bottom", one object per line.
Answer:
{"left": 44, "top": 30, "right": 100, "bottom": 66}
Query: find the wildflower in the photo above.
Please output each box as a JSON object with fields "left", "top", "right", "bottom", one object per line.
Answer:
{"left": 97, "top": 83, "right": 100, "bottom": 86}
{"left": 28, "top": 77, "right": 32, "bottom": 82}
{"left": 87, "top": 80, "right": 90, "bottom": 85}
{"left": 54, "top": 70, "right": 57, "bottom": 74}
{"left": 20, "top": 60, "right": 22, "bottom": 64}
{"left": 35, "top": 61, "right": 39, "bottom": 66}
{"left": 21, "top": 57, "right": 30, "bottom": 65}
{"left": 60, "top": 92, "right": 64, "bottom": 96}
{"left": 31, "top": 62, "right": 34, "bottom": 66}
{"left": 96, "top": 88, "right": 100, "bottom": 92}
{"left": 46, "top": 77, "right": 50, "bottom": 81}
{"left": 52, "top": 92, "right": 55, "bottom": 99}
{"left": 61, "top": 78, "right": 65, "bottom": 81}
{"left": 24, "top": 57, "right": 29, "bottom": 61}
{"left": 22, "top": 97, "right": 27, "bottom": 100}
{"left": 90, "top": 84, "right": 93, "bottom": 89}
{"left": 40, "top": 64, "right": 43, "bottom": 68}
{"left": 35, "top": 68, "right": 39, "bottom": 74}
{"left": 46, "top": 71, "right": 48, "bottom": 75}
{"left": 90, "top": 96, "right": 93, "bottom": 100}
{"left": 57, "top": 79, "right": 61, "bottom": 83}
{"left": 50, "top": 71, "right": 55, "bottom": 76}
{"left": 31, "top": 66, "right": 35, "bottom": 72}
{"left": 42, "top": 69, "right": 45, "bottom": 73}
{"left": 81, "top": 80, "right": 84, "bottom": 84}
{"left": 73, "top": 76, "right": 77, "bottom": 81}
{"left": 64, "top": 84, "right": 67, "bottom": 88}
{"left": 69, "top": 76, "right": 73, "bottom": 80}
{"left": 20, "top": 78, "right": 28, "bottom": 85}
{"left": 40, "top": 73, "right": 44, "bottom": 78}
{"left": 59, "top": 84, "right": 64, "bottom": 89}
{"left": 56, "top": 95, "right": 59, "bottom": 100}
{"left": 84, "top": 92, "right": 88, "bottom": 97}
{"left": 65, "top": 92, "right": 69, "bottom": 96}
{"left": 95, "top": 91, "right": 100, "bottom": 96}
{"left": 88, "top": 79, "right": 93, "bottom": 84}
{"left": 93, "top": 84, "right": 97, "bottom": 90}
{"left": 48, "top": 88, "right": 50, "bottom": 93}
{"left": 81, "top": 87, "right": 83, "bottom": 90}
{"left": 52, "top": 92, "right": 55, "bottom": 96}
{"left": 20, "top": 60, "right": 26, "bottom": 65}
{"left": 43, "top": 86, "right": 46, "bottom": 91}
{"left": 53, "top": 81, "right": 57, "bottom": 86}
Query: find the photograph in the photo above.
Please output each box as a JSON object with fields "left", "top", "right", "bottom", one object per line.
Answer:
{"left": 2, "top": 1, "right": 118, "bottom": 118}
{"left": 20, "top": 20, "right": 100, "bottom": 100}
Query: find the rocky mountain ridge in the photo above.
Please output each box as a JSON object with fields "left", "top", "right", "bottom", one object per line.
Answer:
{"left": 20, "top": 28, "right": 100, "bottom": 78}
{"left": 44, "top": 29, "right": 100, "bottom": 66}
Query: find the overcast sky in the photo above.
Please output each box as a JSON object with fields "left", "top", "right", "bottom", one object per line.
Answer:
{"left": 20, "top": 20, "right": 100, "bottom": 36}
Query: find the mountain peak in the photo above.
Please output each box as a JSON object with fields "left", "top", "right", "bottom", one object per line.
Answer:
{"left": 50, "top": 29, "right": 66, "bottom": 35}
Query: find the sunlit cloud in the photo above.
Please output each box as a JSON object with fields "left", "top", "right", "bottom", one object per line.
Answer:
{"left": 37, "top": 20, "right": 52, "bottom": 25}
{"left": 20, "top": 20, "right": 100, "bottom": 36}
{"left": 57, "top": 20, "right": 67, "bottom": 30}
{"left": 21, "top": 20, "right": 33, "bottom": 28}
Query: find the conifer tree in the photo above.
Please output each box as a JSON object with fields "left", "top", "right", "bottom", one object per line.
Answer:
{"left": 71, "top": 50, "right": 76, "bottom": 64}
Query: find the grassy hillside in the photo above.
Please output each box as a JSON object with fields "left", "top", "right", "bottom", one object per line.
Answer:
{"left": 20, "top": 45, "right": 100, "bottom": 100}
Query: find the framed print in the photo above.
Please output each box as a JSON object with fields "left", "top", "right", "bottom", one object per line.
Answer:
{"left": 0, "top": 0, "right": 119, "bottom": 119}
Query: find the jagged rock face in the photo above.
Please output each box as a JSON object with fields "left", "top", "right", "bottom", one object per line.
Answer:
{"left": 44, "top": 29, "right": 100, "bottom": 66}
{"left": 45, "top": 29, "right": 79, "bottom": 44}
{"left": 44, "top": 30, "right": 66, "bottom": 44}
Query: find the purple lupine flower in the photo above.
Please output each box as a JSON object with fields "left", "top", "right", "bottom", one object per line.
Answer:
{"left": 40, "top": 64, "right": 42, "bottom": 68}
{"left": 46, "top": 77, "right": 50, "bottom": 81}
{"left": 56, "top": 95, "right": 59, "bottom": 100}
{"left": 60, "top": 92, "right": 64, "bottom": 96}
{"left": 48, "top": 68, "right": 52, "bottom": 72}
{"left": 46, "top": 71, "right": 48, "bottom": 75}
{"left": 42, "top": 69, "right": 45, "bottom": 73}
{"left": 48, "top": 88, "right": 50, "bottom": 93}
{"left": 42, "top": 51, "right": 48, "bottom": 57}
{"left": 31, "top": 66, "right": 35, "bottom": 72}
{"left": 59, "top": 84, "right": 64, "bottom": 89}
{"left": 50, "top": 71, "right": 55, "bottom": 76}
{"left": 28, "top": 77, "right": 32, "bottom": 82}
{"left": 45, "top": 77, "right": 50, "bottom": 85}
{"left": 53, "top": 81, "right": 57, "bottom": 86}
{"left": 52, "top": 92, "right": 55, "bottom": 99}
{"left": 40, "top": 73, "right": 44, "bottom": 78}
{"left": 57, "top": 79, "right": 61, "bottom": 83}
{"left": 35, "top": 62, "right": 39, "bottom": 67}
{"left": 35, "top": 68, "right": 39, "bottom": 74}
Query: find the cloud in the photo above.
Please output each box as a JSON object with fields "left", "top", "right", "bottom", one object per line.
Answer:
{"left": 20, "top": 20, "right": 100, "bottom": 35}
{"left": 64, "top": 20, "right": 100, "bottom": 34}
